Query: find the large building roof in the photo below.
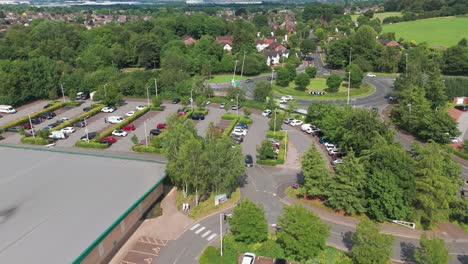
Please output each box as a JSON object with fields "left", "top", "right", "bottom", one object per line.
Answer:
{"left": 0, "top": 147, "right": 165, "bottom": 264}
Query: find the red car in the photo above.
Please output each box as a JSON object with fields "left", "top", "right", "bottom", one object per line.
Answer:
{"left": 177, "top": 111, "right": 186, "bottom": 117}
{"left": 22, "top": 123, "right": 33, "bottom": 130}
{"left": 100, "top": 136, "right": 117, "bottom": 145}
{"left": 122, "top": 124, "right": 136, "bottom": 131}
{"left": 157, "top": 123, "right": 166, "bottom": 129}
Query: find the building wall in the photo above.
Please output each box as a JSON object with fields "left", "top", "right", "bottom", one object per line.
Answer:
{"left": 79, "top": 183, "right": 164, "bottom": 264}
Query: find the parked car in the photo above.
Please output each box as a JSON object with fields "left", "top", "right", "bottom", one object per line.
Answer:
{"left": 328, "top": 148, "right": 340, "bottom": 155}
{"left": 367, "top": 73, "right": 376, "bottom": 77}
{"left": 30, "top": 117, "right": 43, "bottom": 125}
{"left": 45, "top": 123, "right": 59, "bottom": 130}
{"left": 101, "top": 106, "right": 116, "bottom": 113}
{"left": 245, "top": 155, "right": 253, "bottom": 167}
{"left": 76, "top": 92, "right": 89, "bottom": 100}
{"left": 284, "top": 118, "right": 294, "bottom": 124}
{"left": 172, "top": 98, "right": 181, "bottom": 104}
{"left": 107, "top": 116, "right": 124, "bottom": 124}
{"left": 112, "top": 129, "right": 128, "bottom": 137}
{"left": 279, "top": 98, "right": 288, "bottom": 104}
{"left": 220, "top": 102, "right": 226, "bottom": 109}
{"left": 332, "top": 158, "right": 343, "bottom": 165}
{"left": 190, "top": 113, "right": 205, "bottom": 120}
{"left": 237, "top": 123, "right": 248, "bottom": 129}
{"left": 235, "top": 125, "right": 248, "bottom": 132}
{"left": 301, "top": 123, "right": 312, "bottom": 131}
{"left": 157, "top": 123, "right": 167, "bottom": 129}
{"left": 231, "top": 135, "right": 244, "bottom": 144}
{"left": 39, "top": 112, "right": 56, "bottom": 120}
{"left": 6, "top": 126, "right": 21, "bottom": 132}
{"left": 290, "top": 119, "right": 303, "bottom": 126}
{"left": 455, "top": 105, "right": 468, "bottom": 111}
{"left": 125, "top": 111, "right": 135, "bottom": 117}
{"left": 150, "top": 129, "right": 162, "bottom": 136}
{"left": 241, "top": 252, "right": 256, "bottom": 264}
{"left": 73, "top": 120, "right": 86, "bottom": 127}
{"left": 267, "top": 76, "right": 276, "bottom": 81}
{"left": 262, "top": 109, "right": 272, "bottom": 117}
{"left": 83, "top": 106, "right": 92, "bottom": 112}
{"left": 136, "top": 105, "right": 146, "bottom": 111}
{"left": 100, "top": 135, "right": 117, "bottom": 145}
{"left": 231, "top": 104, "right": 241, "bottom": 110}
{"left": 80, "top": 132, "right": 97, "bottom": 141}
{"left": 60, "top": 127, "right": 76, "bottom": 134}
{"left": 245, "top": 78, "right": 253, "bottom": 83}
{"left": 324, "top": 142, "right": 336, "bottom": 149}
{"left": 49, "top": 131, "right": 67, "bottom": 140}
{"left": 123, "top": 124, "right": 136, "bottom": 131}
{"left": 284, "top": 95, "right": 293, "bottom": 101}
{"left": 232, "top": 128, "right": 247, "bottom": 136}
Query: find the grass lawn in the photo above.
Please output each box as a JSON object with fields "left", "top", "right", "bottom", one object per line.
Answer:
{"left": 382, "top": 16, "right": 468, "bottom": 48}
{"left": 207, "top": 73, "right": 270, "bottom": 83}
{"left": 176, "top": 188, "right": 241, "bottom": 220}
{"left": 351, "top": 12, "right": 402, "bottom": 22}
{"left": 273, "top": 78, "right": 375, "bottom": 100}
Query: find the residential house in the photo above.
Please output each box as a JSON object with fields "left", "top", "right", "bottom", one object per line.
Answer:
{"left": 264, "top": 49, "right": 289, "bottom": 66}
{"left": 182, "top": 35, "right": 197, "bottom": 45}
{"left": 255, "top": 38, "right": 275, "bottom": 52}
{"left": 280, "top": 20, "right": 296, "bottom": 33}
{"left": 216, "top": 35, "right": 233, "bottom": 52}
{"left": 379, "top": 39, "right": 402, "bottom": 48}
{"left": 268, "top": 42, "right": 287, "bottom": 53}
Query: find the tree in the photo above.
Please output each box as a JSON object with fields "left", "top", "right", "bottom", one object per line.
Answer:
{"left": 305, "top": 66, "right": 317, "bottom": 78}
{"left": 346, "top": 63, "right": 364, "bottom": 88}
{"left": 295, "top": 73, "right": 310, "bottom": 91}
{"left": 326, "top": 39, "right": 350, "bottom": 69}
{"left": 275, "top": 67, "right": 291, "bottom": 87}
{"left": 257, "top": 139, "right": 276, "bottom": 159}
{"left": 351, "top": 219, "right": 394, "bottom": 264}
{"left": 67, "top": 88, "right": 77, "bottom": 101}
{"left": 300, "top": 39, "right": 316, "bottom": 54}
{"left": 229, "top": 199, "right": 268, "bottom": 244}
{"left": 162, "top": 115, "right": 199, "bottom": 161}
{"left": 277, "top": 205, "right": 330, "bottom": 262}
{"left": 253, "top": 81, "right": 272, "bottom": 102}
{"left": 226, "top": 88, "right": 246, "bottom": 103}
{"left": 286, "top": 100, "right": 298, "bottom": 115}
{"left": 152, "top": 95, "right": 162, "bottom": 107}
{"left": 301, "top": 144, "right": 330, "bottom": 197}
{"left": 326, "top": 74, "right": 342, "bottom": 92}
{"left": 93, "top": 84, "right": 123, "bottom": 107}
{"left": 414, "top": 233, "right": 449, "bottom": 264}
{"left": 269, "top": 110, "right": 284, "bottom": 132}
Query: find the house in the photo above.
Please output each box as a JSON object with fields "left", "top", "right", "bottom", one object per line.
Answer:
{"left": 280, "top": 20, "right": 296, "bottom": 33}
{"left": 182, "top": 35, "right": 197, "bottom": 45}
{"left": 216, "top": 35, "right": 233, "bottom": 52}
{"left": 264, "top": 50, "right": 289, "bottom": 66}
{"left": 379, "top": 39, "right": 402, "bottom": 48}
{"left": 255, "top": 38, "right": 275, "bottom": 52}
{"left": 267, "top": 42, "right": 287, "bottom": 52}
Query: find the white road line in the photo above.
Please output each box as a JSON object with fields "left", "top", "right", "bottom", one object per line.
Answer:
{"left": 207, "top": 233, "right": 217, "bottom": 241}
{"left": 201, "top": 230, "right": 211, "bottom": 238}
{"left": 195, "top": 226, "right": 206, "bottom": 234}
{"left": 190, "top": 223, "right": 200, "bottom": 231}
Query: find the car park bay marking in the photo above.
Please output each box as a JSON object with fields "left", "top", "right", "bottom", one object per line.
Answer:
{"left": 190, "top": 223, "right": 200, "bottom": 231}
{"left": 195, "top": 226, "right": 206, "bottom": 234}
{"left": 201, "top": 230, "right": 211, "bottom": 238}
{"left": 207, "top": 233, "right": 217, "bottom": 241}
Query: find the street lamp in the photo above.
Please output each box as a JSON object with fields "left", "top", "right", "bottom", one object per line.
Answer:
{"left": 60, "top": 83, "right": 66, "bottom": 103}
{"left": 190, "top": 89, "right": 194, "bottom": 110}
{"left": 144, "top": 119, "right": 148, "bottom": 147}
{"left": 347, "top": 71, "right": 351, "bottom": 105}
{"left": 236, "top": 94, "right": 239, "bottom": 117}
{"left": 84, "top": 117, "right": 89, "bottom": 142}
{"left": 349, "top": 46, "right": 352, "bottom": 65}
{"left": 28, "top": 113, "right": 35, "bottom": 138}
{"left": 270, "top": 68, "right": 275, "bottom": 87}
{"left": 232, "top": 60, "right": 239, "bottom": 85}
{"left": 146, "top": 86, "right": 150, "bottom": 107}
{"left": 240, "top": 51, "right": 246, "bottom": 79}
{"left": 154, "top": 79, "right": 158, "bottom": 97}
{"left": 273, "top": 109, "right": 277, "bottom": 135}
{"left": 104, "top": 84, "right": 108, "bottom": 97}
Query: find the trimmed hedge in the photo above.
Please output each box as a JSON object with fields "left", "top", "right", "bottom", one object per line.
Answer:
{"left": 267, "top": 130, "right": 285, "bottom": 140}
{"left": 66, "top": 101, "right": 82, "bottom": 107}
{"left": 256, "top": 159, "right": 277, "bottom": 166}
{"left": 132, "top": 145, "right": 163, "bottom": 154}
{"left": 239, "top": 116, "right": 253, "bottom": 124}
{"left": 20, "top": 136, "right": 53, "bottom": 145}
{"left": 258, "top": 131, "right": 288, "bottom": 165}
{"left": 51, "top": 104, "right": 104, "bottom": 132}
{"left": 149, "top": 106, "right": 165, "bottom": 111}
{"left": 222, "top": 118, "right": 239, "bottom": 137}
{"left": 193, "top": 109, "right": 209, "bottom": 115}
{"left": 0, "top": 101, "right": 66, "bottom": 130}
{"left": 221, "top": 113, "right": 238, "bottom": 120}
{"left": 75, "top": 140, "right": 109, "bottom": 149}
{"left": 96, "top": 107, "right": 150, "bottom": 141}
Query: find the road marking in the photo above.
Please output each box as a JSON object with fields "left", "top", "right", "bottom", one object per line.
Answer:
{"left": 201, "top": 230, "right": 211, "bottom": 238}
{"left": 195, "top": 226, "right": 206, "bottom": 234}
{"left": 190, "top": 223, "right": 200, "bottom": 231}
{"left": 207, "top": 233, "right": 217, "bottom": 241}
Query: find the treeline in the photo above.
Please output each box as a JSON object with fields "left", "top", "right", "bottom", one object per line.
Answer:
{"left": 383, "top": 0, "right": 468, "bottom": 14}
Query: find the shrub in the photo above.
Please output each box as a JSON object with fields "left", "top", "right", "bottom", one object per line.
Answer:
{"left": 267, "top": 130, "right": 286, "bottom": 139}
{"left": 75, "top": 140, "right": 109, "bottom": 149}
{"left": 96, "top": 107, "right": 150, "bottom": 141}
{"left": 20, "top": 136, "right": 52, "bottom": 145}
{"left": 221, "top": 113, "right": 238, "bottom": 120}
{"left": 149, "top": 106, "right": 165, "bottom": 111}
{"left": 51, "top": 104, "right": 104, "bottom": 132}
{"left": 256, "top": 159, "right": 277, "bottom": 166}
{"left": 152, "top": 95, "right": 163, "bottom": 107}
{"left": 65, "top": 101, "right": 82, "bottom": 107}
{"left": 0, "top": 102, "right": 66, "bottom": 130}
{"left": 239, "top": 116, "right": 253, "bottom": 124}
{"left": 131, "top": 135, "right": 139, "bottom": 145}
{"left": 132, "top": 145, "right": 163, "bottom": 154}
{"left": 194, "top": 109, "right": 209, "bottom": 115}
{"left": 222, "top": 118, "right": 240, "bottom": 137}
{"left": 243, "top": 107, "right": 251, "bottom": 117}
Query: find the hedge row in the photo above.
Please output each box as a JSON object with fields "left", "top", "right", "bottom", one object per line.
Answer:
{"left": 149, "top": 106, "right": 165, "bottom": 111}
{"left": 222, "top": 117, "right": 239, "bottom": 137}
{"left": 239, "top": 116, "right": 253, "bottom": 124}
{"left": 267, "top": 130, "right": 285, "bottom": 140}
{"left": 75, "top": 140, "right": 109, "bottom": 149}
{"left": 193, "top": 109, "right": 209, "bottom": 115}
{"left": 256, "top": 159, "right": 277, "bottom": 166}
{"left": 51, "top": 104, "right": 104, "bottom": 132}
{"left": 20, "top": 136, "right": 53, "bottom": 145}
{"left": 96, "top": 107, "right": 150, "bottom": 141}
{"left": 276, "top": 133, "right": 288, "bottom": 164}
{"left": 0, "top": 101, "right": 66, "bottom": 130}
{"left": 132, "top": 145, "right": 163, "bottom": 154}
{"left": 221, "top": 113, "right": 238, "bottom": 120}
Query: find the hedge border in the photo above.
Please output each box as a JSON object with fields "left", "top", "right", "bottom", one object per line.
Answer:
{"left": 20, "top": 136, "right": 53, "bottom": 145}
{"left": 0, "top": 101, "right": 66, "bottom": 130}
{"left": 51, "top": 104, "right": 104, "bottom": 132}
{"left": 75, "top": 140, "right": 109, "bottom": 149}
{"left": 221, "top": 113, "right": 253, "bottom": 124}
{"left": 132, "top": 145, "right": 163, "bottom": 154}
{"left": 222, "top": 117, "right": 239, "bottom": 137}
{"left": 96, "top": 107, "right": 150, "bottom": 141}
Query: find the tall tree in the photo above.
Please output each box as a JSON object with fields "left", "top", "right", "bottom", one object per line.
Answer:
{"left": 229, "top": 199, "right": 268, "bottom": 244}
{"left": 414, "top": 233, "right": 450, "bottom": 264}
{"left": 351, "top": 219, "right": 394, "bottom": 264}
{"left": 277, "top": 205, "right": 330, "bottom": 262}
{"left": 346, "top": 63, "right": 364, "bottom": 88}
{"left": 301, "top": 144, "right": 330, "bottom": 197}
{"left": 326, "top": 74, "right": 342, "bottom": 92}
{"left": 253, "top": 81, "right": 272, "bottom": 102}
{"left": 295, "top": 73, "right": 310, "bottom": 91}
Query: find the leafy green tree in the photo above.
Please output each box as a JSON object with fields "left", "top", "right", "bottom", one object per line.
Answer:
{"left": 226, "top": 88, "right": 246, "bottom": 103}
{"left": 277, "top": 205, "right": 330, "bottom": 262}
{"left": 414, "top": 233, "right": 449, "bottom": 264}
{"left": 351, "top": 219, "right": 394, "bottom": 264}
{"left": 269, "top": 111, "right": 284, "bottom": 132}
{"left": 327, "top": 151, "right": 367, "bottom": 215}
{"left": 253, "top": 81, "right": 272, "bottom": 102}
{"left": 346, "top": 63, "right": 364, "bottom": 88}
{"left": 326, "top": 74, "right": 342, "bottom": 92}
{"left": 300, "top": 39, "right": 316, "bottom": 54}
{"left": 275, "top": 67, "right": 291, "bottom": 87}
{"left": 326, "top": 39, "right": 350, "bottom": 69}
{"left": 257, "top": 139, "right": 276, "bottom": 159}
{"left": 253, "top": 14, "right": 269, "bottom": 28}
{"left": 229, "top": 199, "right": 268, "bottom": 244}
{"left": 152, "top": 95, "right": 162, "bottom": 107}
{"left": 94, "top": 84, "right": 122, "bottom": 106}
{"left": 301, "top": 144, "right": 330, "bottom": 197}
{"left": 305, "top": 66, "right": 317, "bottom": 78}
{"left": 295, "top": 73, "right": 310, "bottom": 91}
{"left": 162, "top": 115, "right": 199, "bottom": 162}
{"left": 285, "top": 63, "right": 297, "bottom": 81}
{"left": 67, "top": 88, "right": 77, "bottom": 101}
{"left": 286, "top": 100, "right": 298, "bottom": 115}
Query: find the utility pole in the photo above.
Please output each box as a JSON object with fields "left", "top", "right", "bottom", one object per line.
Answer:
{"left": 60, "top": 83, "right": 65, "bottom": 103}
{"left": 146, "top": 86, "right": 150, "bottom": 107}
{"left": 28, "top": 114, "right": 35, "bottom": 138}
{"left": 190, "top": 89, "right": 194, "bottom": 110}
{"left": 220, "top": 213, "right": 223, "bottom": 257}
{"left": 232, "top": 60, "right": 239, "bottom": 85}
{"left": 236, "top": 94, "right": 239, "bottom": 117}
{"left": 349, "top": 46, "right": 352, "bottom": 65}
{"left": 240, "top": 51, "right": 246, "bottom": 78}
{"left": 84, "top": 117, "right": 89, "bottom": 142}
{"left": 154, "top": 79, "right": 158, "bottom": 97}
{"left": 274, "top": 109, "right": 277, "bottom": 135}
{"left": 347, "top": 71, "right": 351, "bottom": 105}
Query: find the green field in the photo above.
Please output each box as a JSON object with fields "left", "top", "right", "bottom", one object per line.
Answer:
{"left": 207, "top": 73, "right": 269, "bottom": 83}
{"left": 382, "top": 16, "right": 468, "bottom": 48}
{"left": 351, "top": 12, "right": 401, "bottom": 22}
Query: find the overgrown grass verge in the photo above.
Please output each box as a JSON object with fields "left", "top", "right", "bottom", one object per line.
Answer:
{"left": 20, "top": 136, "right": 53, "bottom": 145}
{"left": 75, "top": 140, "right": 109, "bottom": 149}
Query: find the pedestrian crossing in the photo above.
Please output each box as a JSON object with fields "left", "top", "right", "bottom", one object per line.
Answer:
{"left": 189, "top": 223, "right": 218, "bottom": 241}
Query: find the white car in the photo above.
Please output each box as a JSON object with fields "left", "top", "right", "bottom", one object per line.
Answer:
{"left": 112, "top": 129, "right": 128, "bottom": 137}
{"left": 262, "top": 109, "right": 272, "bottom": 117}
{"left": 324, "top": 142, "right": 336, "bottom": 148}
{"left": 49, "top": 131, "right": 67, "bottom": 139}
{"left": 220, "top": 103, "right": 226, "bottom": 109}
{"left": 301, "top": 123, "right": 312, "bottom": 131}
{"left": 136, "top": 105, "right": 146, "bottom": 111}
{"left": 290, "top": 119, "right": 303, "bottom": 126}
{"left": 285, "top": 95, "right": 294, "bottom": 100}
{"left": 125, "top": 111, "right": 135, "bottom": 117}
{"left": 241, "top": 252, "right": 256, "bottom": 264}
{"left": 367, "top": 73, "right": 376, "bottom": 77}
{"left": 60, "top": 127, "right": 76, "bottom": 134}
{"left": 451, "top": 137, "right": 459, "bottom": 143}
{"left": 279, "top": 98, "right": 288, "bottom": 104}
{"left": 332, "top": 159, "right": 343, "bottom": 165}
{"left": 101, "top": 106, "right": 116, "bottom": 113}
{"left": 231, "top": 128, "right": 247, "bottom": 136}
{"left": 107, "top": 116, "right": 124, "bottom": 124}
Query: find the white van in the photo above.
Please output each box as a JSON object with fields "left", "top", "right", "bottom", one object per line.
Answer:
{"left": 0, "top": 105, "right": 17, "bottom": 114}
{"left": 49, "top": 131, "right": 67, "bottom": 140}
{"left": 107, "top": 116, "right": 124, "bottom": 124}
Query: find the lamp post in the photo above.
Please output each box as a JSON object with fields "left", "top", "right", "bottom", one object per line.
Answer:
{"left": 154, "top": 79, "right": 158, "bottom": 97}
{"left": 190, "top": 89, "right": 194, "bottom": 110}
{"left": 232, "top": 60, "right": 239, "bottom": 85}
{"left": 240, "top": 51, "right": 246, "bottom": 79}
{"left": 349, "top": 46, "right": 352, "bottom": 65}
{"left": 84, "top": 117, "right": 89, "bottom": 142}
{"left": 274, "top": 109, "right": 277, "bottom": 135}
{"left": 270, "top": 68, "right": 275, "bottom": 87}
{"left": 236, "top": 94, "right": 239, "bottom": 117}
{"left": 219, "top": 212, "right": 231, "bottom": 257}
{"left": 60, "top": 83, "right": 66, "bottom": 103}
{"left": 144, "top": 120, "right": 148, "bottom": 147}
{"left": 146, "top": 86, "right": 150, "bottom": 107}
{"left": 104, "top": 84, "right": 108, "bottom": 97}
{"left": 28, "top": 114, "right": 35, "bottom": 138}
{"left": 347, "top": 71, "right": 351, "bottom": 105}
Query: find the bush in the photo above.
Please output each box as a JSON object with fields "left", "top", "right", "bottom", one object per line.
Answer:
{"left": 239, "top": 116, "right": 253, "bottom": 124}
{"left": 75, "top": 140, "right": 109, "bottom": 149}
{"left": 267, "top": 130, "right": 286, "bottom": 139}
{"left": 96, "top": 107, "right": 150, "bottom": 141}
{"left": 152, "top": 95, "right": 163, "bottom": 107}
{"left": 0, "top": 102, "right": 66, "bottom": 130}
{"left": 243, "top": 108, "right": 251, "bottom": 117}
{"left": 65, "top": 101, "right": 82, "bottom": 107}
{"left": 256, "top": 159, "right": 277, "bottom": 166}
{"left": 20, "top": 136, "right": 52, "bottom": 145}
{"left": 131, "top": 135, "right": 139, "bottom": 145}
{"left": 149, "top": 106, "right": 165, "bottom": 111}
{"left": 132, "top": 145, "right": 163, "bottom": 154}
{"left": 194, "top": 109, "right": 209, "bottom": 115}
{"left": 243, "top": 100, "right": 266, "bottom": 110}
{"left": 222, "top": 118, "right": 240, "bottom": 137}
{"left": 221, "top": 113, "right": 238, "bottom": 120}
{"left": 51, "top": 104, "right": 104, "bottom": 132}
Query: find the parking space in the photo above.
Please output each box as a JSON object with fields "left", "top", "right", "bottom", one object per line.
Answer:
{"left": 122, "top": 236, "right": 168, "bottom": 264}
{"left": 0, "top": 100, "right": 47, "bottom": 127}
{"left": 240, "top": 111, "right": 270, "bottom": 164}
{"left": 56, "top": 101, "right": 143, "bottom": 148}
{"left": 194, "top": 107, "right": 226, "bottom": 137}
{"left": 109, "top": 103, "right": 179, "bottom": 152}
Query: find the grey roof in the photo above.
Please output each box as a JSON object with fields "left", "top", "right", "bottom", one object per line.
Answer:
{"left": 0, "top": 147, "right": 165, "bottom": 264}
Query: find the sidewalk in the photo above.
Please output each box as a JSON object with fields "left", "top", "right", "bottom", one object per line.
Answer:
{"left": 110, "top": 187, "right": 194, "bottom": 264}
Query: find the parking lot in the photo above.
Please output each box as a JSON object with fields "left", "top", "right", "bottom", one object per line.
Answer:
{"left": 0, "top": 100, "right": 47, "bottom": 127}
{"left": 194, "top": 107, "right": 226, "bottom": 137}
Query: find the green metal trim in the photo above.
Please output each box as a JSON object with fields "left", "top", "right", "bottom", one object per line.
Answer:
{"left": 0, "top": 143, "right": 166, "bottom": 164}
{"left": 72, "top": 175, "right": 166, "bottom": 263}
